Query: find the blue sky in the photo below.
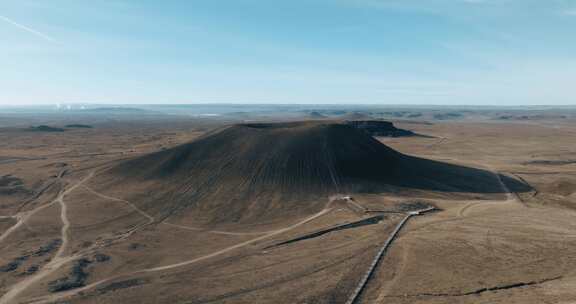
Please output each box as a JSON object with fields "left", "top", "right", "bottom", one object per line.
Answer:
{"left": 1, "top": 0, "right": 576, "bottom": 105}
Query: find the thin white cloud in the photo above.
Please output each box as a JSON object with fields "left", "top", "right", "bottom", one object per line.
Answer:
{"left": 564, "top": 9, "right": 576, "bottom": 16}
{"left": 0, "top": 15, "right": 55, "bottom": 41}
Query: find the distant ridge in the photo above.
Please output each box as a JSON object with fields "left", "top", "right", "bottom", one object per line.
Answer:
{"left": 341, "top": 112, "right": 373, "bottom": 120}
{"left": 81, "top": 107, "right": 147, "bottom": 112}
{"left": 308, "top": 111, "right": 327, "bottom": 119}
{"left": 346, "top": 120, "right": 416, "bottom": 137}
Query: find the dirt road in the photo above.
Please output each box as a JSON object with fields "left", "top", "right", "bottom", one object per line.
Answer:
{"left": 26, "top": 203, "right": 334, "bottom": 304}
{"left": 371, "top": 167, "right": 526, "bottom": 303}
{"left": 0, "top": 172, "right": 94, "bottom": 304}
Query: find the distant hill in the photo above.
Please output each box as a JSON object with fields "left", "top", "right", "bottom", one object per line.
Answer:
{"left": 433, "top": 112, "right": 463, "bottom": 120}
{"left": 346, "top": 120, "right": 415, "bottom": 137}
{"left": 308, "top": 111, "right": 327, "bottom": 119}
{"left": 81, "top": 107, "right": 147, "bottom": 113}
{"left": 65, "top": 124, "right": 93, "bottom": 129}
{"left": 341, "top": 112, "right": 373, "bottom": 120}
{"left": 497, "top": 115, "right": 567, "bottom": 121}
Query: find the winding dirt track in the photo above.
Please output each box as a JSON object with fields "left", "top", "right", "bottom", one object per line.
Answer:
{"left": 374, "top": 241, "right": 410, "bottom": 303}
{"left": 23, "top": 196, "right": 335, "bottom": 304}
{"left": 372, "top": 167, "right": 525, "bottom": 303}
{"left": 0, "top": 202, "right": 56, "bottom": 245}
{"left": 0, "top": 170, "right": 71, "bottom": 245}
{"left": 0, "top": 172, "right": 94, "bottom": 304}
{"left": 162, "top": 222, "right": 267, "bottom": 236}
{"left": 83, "top": 185, "right": 277, "bottom": 236}
{"left": 456, "top": 170, "right": 522, "bottom": 218}
{"left": 0, "top": 160, "right": 524, "bottom": 304}
{"left": 82, "top": 185, "right": 154, "bottom": 223}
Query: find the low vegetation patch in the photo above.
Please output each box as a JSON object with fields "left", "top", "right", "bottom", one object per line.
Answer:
{"left": 0, "top": 239, "right": 61, "bottom": 273}
{"left": 27, "top": 125, "right": 66, "bottom": 132}
{"left": 49, "top": 253, "right": 111, "bottom": 293}
{"left": 0, "top": 175, "right": 29, "bottom": 195}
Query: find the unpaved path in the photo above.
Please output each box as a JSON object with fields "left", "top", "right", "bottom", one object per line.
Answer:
{"left": 374, "top": 241, "right": 410, "bottom": 303}
{"left": 162, "top": 222, "right": 266, "bottom": 236}
{"left": 0, "top": 170, "right": 71, "bottom": 245}
{"left": 4, "top": 161, "right": 525, "bottom": 304}
{"left": 144, "top": 208, "right": 332, "bottom": 272}
{"left": 0, "top": 172, "right": 94, "bottom": 304}
{"left": 83, "top": 186, "right": 268, "bottom": 236}
{"left": 427, "top": 136, "right": 448, "bottom": 149}
{"left": 457, "top": 169, "right": 523, "bottom": 218}
{"left": 345, "top": 197, "right": 367, "bottom": 213}
{"left": 373, "top": 166, "right": 525, "bottom": 302}
{"left": 0, "top": 203, "right": 54, "bottom": 245}
{"left": 27, "top": 206, "right": 334, "bottom": 304}
{"left": 81, "top": 185, "right": 154, "bottom": 223}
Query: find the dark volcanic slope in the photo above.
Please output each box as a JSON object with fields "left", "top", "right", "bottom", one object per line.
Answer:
{"left": 100, "top": 122, "right": 529, "bottom": 226}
